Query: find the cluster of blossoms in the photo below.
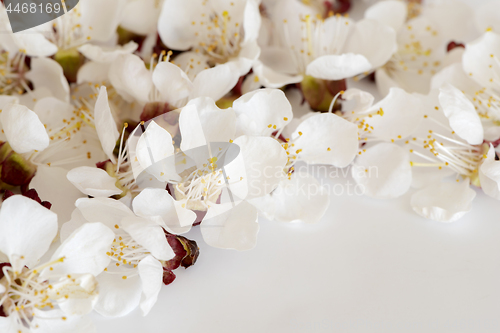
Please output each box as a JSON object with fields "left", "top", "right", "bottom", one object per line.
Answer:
{"left": 0, "top": 0, "right": 500, "bottom": 330}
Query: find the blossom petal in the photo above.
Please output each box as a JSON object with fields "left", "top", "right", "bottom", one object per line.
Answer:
{"left": 345, "top": 19, "right": 397, "bottom": 69}
{"left": 121, "top": 216, "right": 175, "bottom": 261}
{"left": 94, "top": 273, "right": 142, "bottom": 317}
{"left": 364, "top": 0, "right": 407, "bottom": 31}
{"left": 31, "top": 309, "right": 95, "bottom": 333}
{"left": 78, "top": 42, "right": 138, "bottom": 63}
{"left": 157, "top": 0, "right": 203, "bottom": 50}
{"left": 138, "top": 255, "right": 163, "bottom": 315}
{"left": 30, "top": 165, "right": 84, "bottom": 227}
{"left": 422, "top": 0, "right": 472, "bottom": 41}
{"left": 75, "top": 197, "right": 134, "bottom": 229}
{"left": 306, "top": 54, "right": 372, "bottom": 81}
{"left": 233, "top": 88, "right": 293, "bottom": 137}
{"left": 67, "top": 166, "right": 122, "bottom": 198}
{"left": 479, "top": 145, "right": 500, "bottom": 200}
{"left": 292, "top": 113, "right": 359, "bottom": 167}
{"left": 179, "top": 97, "right": 236, "bottom": 151}
{"left": 250, "top": 61, "right": 303, "bottom": 90}
{"left": 80, "top": 0, "right": 125, "bottom": 42}
{"left": 410, "top": 180, "right": 476, "bottom": 222}
{"left": 26, "top": 57, "right": 69, "bottom": 103}
{"left": 95, "top": 87, "right": 120, "bottom": 162}
{"left": 109, "top": 54, "right": 153, "bottom": 104}
{"left": 121, "top": 0, "right": 161, "bottom": 35}
{"left": 132, "top": 188, "right": 196, "bottom": 234}
{"left": 365, "top": 87, "right": 424, "bottom": 140}
{"left": 44, "top": 223, "right": 114, "bottom": 277}
{"left": 190, "top": 64, "right": 240, "bottom": 102}
{"left": 475, "top": 1, "right": 500, "bottom": 34}
{"left": 242, "top": 0, "right": 261, "bottom": 45}
{"left": 0, "top": 195, "right": 57, "bottom": 271}
{"left": 135, "top": 120, "right": 178, "bottom": 182}
{"left": 77, "top": 61, "right": 111, "bottom": 84}
{"left": 224, "top": 135, "right": 288, "bottom": 200}
{"left": 352, "top": 143, "right": 412, "bottom": 199}
{"left": 152, "top": 62, "right": 193, "bottom": 107}
{"left": 0, "top": 104, "right": 49, "bottom": 153}
{"left": 463, "top": 32, "right": 500, "bottom": 89}
{"left": 438, "top": 83, "right": 484, "bottom": 145}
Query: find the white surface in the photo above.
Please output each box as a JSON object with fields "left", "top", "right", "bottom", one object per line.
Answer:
{"left": 94, "top": 0, "right": 500, "bottom": 331}
{"left": 94, "top": 171, "right": 500, "bottom": 333}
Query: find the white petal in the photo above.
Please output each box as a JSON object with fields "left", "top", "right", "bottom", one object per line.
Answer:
{"left": 157, "top": 0, "right": 203, "bottom": 50}
{"left": 342, "top": 88, "right": 374, "bottom": 113}
{"left": 352, "top": 143, "right": 412, "bottom": 199}
{"left": 224, "top": 135, "right": 288, "bottom": 200}
{"left": 95, "top": 87, "right": 120, "bottom": 162}
{"left": 132, "top": 188, "right": 196, "bottom": 234}
{"left": 171, "top": 52, "right": 210, "bottom": 81}
{"left": 26, "top": 57, "right": 69, "bottom": 103}
{"left": 431, "top": 63, "right": 482, "bottom": 93}
{"left": 345, "top": 19, "right": 397, "bottom": 69}
{"left": 121, "top": 216, "right": 175, "bottom": 261}
{"left": 10, "top": 34, "right": 57, "bottom": 57}
{"left": 410, "top": 180, "right": 476, "bottom": 222}
{"left": 152, "top": 62, "right": 193, "bottom": 107}
{"left": 272, "top": 171, "right": 329, "bottom": 224}
{"left": 0, "top": 104, "right": 49, "bottom": 153}
{"left": 233, "top": 88, "right": 293, "bottom": 137}
{"left": 109, "top": 54, "right": 153, "bottom": 103}
{"left": 463, "top": 32, "right": 500, "bottom": 89}
{"left": 179, "top": 97, "right": 236, "bottom": 151}
{"left": 190, "top": 63, "right": 240, "bottom": 102}
{"left": 121, "top": 0, "right": 161, "bottom": 35}
{"left": 138, "top": 256, "right": 163, "bottom": 315}
{"left": 0, "top": 195, "right": 57, "bottom": 270}
{"left": 135, "top": 120, "right": 178, "bottom": 182}
{"left": 438, "top": 83, "right": 484, "bottom": 145}
{"left": 30, "top": 165, "right": 84, "bottom": 227}
{"left": 0, "top": 317, "right": 23, "bottom": 333}
{"left": 44, "top": 223, "right": 114, "bottom": 277}
{"left": 75, "top": 197, "right": 134, "bottom": 229}
{"left": 77, "top": 61, "right": 111, "bottom": 84}
{"left": 60, "top": 208, "right": 88, "bottom": 242}
{"left": 259, "top": 47, "right": 300, "bottom": 75}
{"left": 374, "top": 68, "right": 400, "bottom": 97}
{"left": 242, "top": 0, "right": 261, "bottom": 45}
{"left": 94, "top": 273, "right": 142, "bottom": 317}
{"left": 78, "top": 42, "right": 138, "bottom": 63}
{"left": 67, "top": 166, "right": 122, "bottom": 197}
{"left": 201, "top": 201, "right": 259, "bottom": 251}
{"left": 306, "top": 54, "right": 372, "bottom": 81}
{"left": 365, "top": 87, "right": 424, "bottom": 140}
{"left": 80, "top": 0, "right": 125, "bottom": 42}
{"left": 475, "top": 1, "right": 500, "bottom": 34}
{"left": 364, "top": 0, "right": 407, "bottom": 31}
{"left": 422, "top": 0, "right": 473, "bottom": 41}
{"left": 479, "top": 145, "right": 500, "bottom": 200}
{"left": 31, "top": 309, "right": 95, "bottom": 333}
{"left": 292, "top": 113, "right": 359, "bottom": 167}
{"left": 250, "top": 61, "right": 303, "bottom": 89}
{"left": 55, "top": 274, "right": 98, "bottom": 316}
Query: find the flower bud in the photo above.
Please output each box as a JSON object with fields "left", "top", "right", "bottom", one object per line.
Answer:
{"left": 161, "top": 233, "right": 200, "bottom": 285}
